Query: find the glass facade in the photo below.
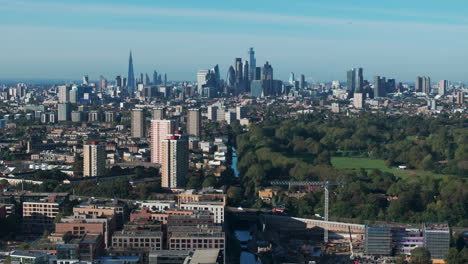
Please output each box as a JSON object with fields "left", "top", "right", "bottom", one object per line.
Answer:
{"left": 365, "top": 225, "right": 392, "bottom": 255}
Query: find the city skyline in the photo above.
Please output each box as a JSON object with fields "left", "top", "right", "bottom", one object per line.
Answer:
{"left": 2, "top": 0, "right": 468, "bottom": 82}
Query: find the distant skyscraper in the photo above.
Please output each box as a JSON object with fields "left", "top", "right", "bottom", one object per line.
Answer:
{"left": 212, "top": 64, "right": 220, "bottom": 86}
{"left": 235, "top": 58, "right": 243, "bottom": 82}
{"left": 227, "top": 66, "right": 236, "bottom": 88}
{"left": 347, "top": 69, "right": 356, "bottom": 93}
{"left": 115, "top": 76, "right": 122, "bottom": 87}
{"left": 82, "top": 75, "right": 89, "bottom": 85}
{"left": 355, "top": 68, "right": 364, "bottom": 93}
{"left": 153, "top": 71, "right": 158, "bottom": 85}
{"left": 289, "top": 72, "right": 295, "bottom": 85}
{"left": 150, "top": 119, "right": 176, "bottom": 164}
{"left": 164, "top": 73, "right": 167, "bottom": 86}
{"left": 144, "top": 73, "right": 150, "bottom": 86}
{"left": 83, "top": 142, "right": 106, "bottom": 177}
{"left": 254, "top": 67, "right": 262, "bottom": 80}
{"left": 58, "top": 103, "right": 71, "bottom": 121}
{"left": 262, "top": 62, "right": 273, "bottom": 80}
{"left": 16, "top": 83, "right": 27, "bottom": 98}
{"left": 197, "top": 69, "right": 210, "bottom": 93}
{"left": 58, "top": 85, "right": 70, "bottom": 103}
{"left": 248, "top": 48, "right": 256, "bottom": 80}
{"left": 415, "top": 76, "right": 423, "bottom": 92}
{"left": 99, "top": 75, "right": 107, "bottom": 91}
{"left": 187, "top": 109, "right": 201, "bottom": 137}
{"left": 161, "top": 132, "right": 188, "bottom": 188}
{"left": 299, "top": 74, "right": 306, "bottom": 89}
{"left": 243, "top": 60, "right": 249, "bottom": 81}
{"left": 262, "top": 62, "right": 273, "bottom": 96}
{"left": 127, "top": 51, "right": 136, "bottom": 94}
{"left": 422, "top": 76, "right": 431, "bottom": 94}
{"left": 373, "top": 76, "right": 387, "bottom": 98}
{"left": 234, "top": 58, "right": 244, "bottom": 93}
{"left": 386, "top": 79, "right": 396, "bottom": 93}
{"left": 438, "top": 80, "right": 449, "bottom": 96}
{"left": 131, "top": 109, "right": 145, "bottom": 138}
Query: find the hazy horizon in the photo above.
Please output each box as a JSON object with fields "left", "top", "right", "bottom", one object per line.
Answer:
{"left": 2, "top": 0, "right": 468, "bottom": 82}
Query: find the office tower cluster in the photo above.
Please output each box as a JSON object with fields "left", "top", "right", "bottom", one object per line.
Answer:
{"left": 416, "top": 76, "right": 432, "bottom": 95}
{"left": 115, "top": 51, "right": 168, "bottom": 99}
{"left": 346, "top": 68, "right": 395, "bottom": 100}
{"left": 196, "top": 65, "right": 221, "bottom": 98}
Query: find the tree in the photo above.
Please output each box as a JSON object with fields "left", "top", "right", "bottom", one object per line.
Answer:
{"left": 395, "top": 255, "right": 408, "bottom": 264}
{"left": 422, "top": 154, "right": 435, "bottom": 171}
{"left": 227, "top": 186, "right": 242, "bottom": 206}
{"left": 18, "top": 243, "right": 30, "bottom": 250}
{"left": 202, "top": 176, "right": 217, "bottom": 188}
{"left": 445, "top": 248, "right": 462, "bottom": 264}
{"left": 410, "top": 247, "right": 432, "bottom": 264}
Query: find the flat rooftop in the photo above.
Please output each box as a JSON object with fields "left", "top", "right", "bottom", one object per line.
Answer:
{"left": 190, "top": 249, "right": 220, "bottom": 264}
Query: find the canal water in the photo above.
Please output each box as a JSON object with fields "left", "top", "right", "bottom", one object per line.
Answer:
{"left": 232, "top": 147, "right": 240, "bottom": 178}
{"left": 235, "top": 231, "right": 261, "bottom": 264}
{"left": 232, "top": 149, "right": 260, "bottom": 263}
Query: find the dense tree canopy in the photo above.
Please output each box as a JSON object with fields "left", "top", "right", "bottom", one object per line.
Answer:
{"left": 234, "top": 113, "right": 468, "bottom": 226}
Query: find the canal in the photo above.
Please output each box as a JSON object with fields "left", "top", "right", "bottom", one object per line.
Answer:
{"left": 235, "top": 231, "right": 261, "bottom": 264}
{"left": 232, "top": 148, "right": 261, "bottom": 263}
{"left": 232, "top": 147, "right": 240, "bottom": 178}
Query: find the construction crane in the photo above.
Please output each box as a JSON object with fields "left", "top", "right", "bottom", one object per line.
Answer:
{"left": 270, "top": 181, "right": 346, "bottom": 243}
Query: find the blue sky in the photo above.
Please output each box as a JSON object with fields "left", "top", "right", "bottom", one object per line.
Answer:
{"left": 1, "top": 0, "right": 468, "bottom": 82}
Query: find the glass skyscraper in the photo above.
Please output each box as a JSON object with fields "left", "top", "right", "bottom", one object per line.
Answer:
{"left": 127, "top": 51, "right": 135, "bottom": 95}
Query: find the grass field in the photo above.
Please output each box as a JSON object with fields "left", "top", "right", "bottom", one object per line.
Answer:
{"left": 331, "top": 157, "right": 450, "bottom": 179}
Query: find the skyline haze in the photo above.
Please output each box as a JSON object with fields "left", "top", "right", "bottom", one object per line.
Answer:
{"left": 2, "top": 0, "right": 468, "bottom": 82}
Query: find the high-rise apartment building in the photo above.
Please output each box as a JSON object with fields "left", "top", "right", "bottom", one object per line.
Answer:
{"left": 438, "top": 80, "right": 449, "bottom": 96}
{"left": 161, "top": 132, "right": 189, "bottom": 188}
{"left": 131, "top": 109, "right": 145, "bottom": 138}
{"left": 415, "top": 76, "right": 423, "bottom": 92}
{"left": 422, "top": 76, "right": 431, "bottom": 94}
{"left": 207, "top": 105, "right": 218, "bottom": 121}
{"left": 83, "top": 142, "right": 106, "bottom": 177}
{"left": 58, "top": 85, "right": 70, "bottom": 103}
{"left": 150, "top": 119, "right": 176, "bottom": 164}
{"left": 354, "top": 93, "right": 364, "bottom": 109}
{"left": 152, "top": 107, "right": 166, "bottom": 120}
{"left": 187, "top": 109, "right": 201, "bottom": 137}
{"left": 236, "top": 106, "right": 247, "bottom": 120}
{"left": 374, "top": 76, "right": 387, "bottom": 98}
{"left": 456, "top": 92, "right": 465, "bottom": 104}
{"left": 58, "top": 103, "right": 71, "bottom": 121}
